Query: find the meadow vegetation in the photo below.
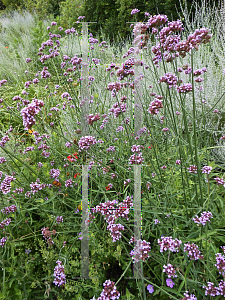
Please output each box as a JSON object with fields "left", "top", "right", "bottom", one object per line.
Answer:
{"left": 0, "top": 1, "right": 225, "bottom": 299}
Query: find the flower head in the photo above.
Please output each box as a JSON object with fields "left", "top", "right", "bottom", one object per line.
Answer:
{"left": 166, "top": 278, "right": 175, "bottom": 288}
{"left": 147, "top": 284, "right": 154, "bottom": 294}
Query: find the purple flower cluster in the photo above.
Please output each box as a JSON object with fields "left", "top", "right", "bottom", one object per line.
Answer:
{"left": 78, "top": 136, "right": 97, "bottom": 151}
{"left": 187, "top": 165, "right": 197, "bottom": 173}
{"left": 53, "top": 260, "right": 66, "bottom": 287}
{"left": 0, "top": 217, "right": 11, "bottom": 229}
{"left": 49, "top": 168, "right": 61, "bottom": 179}
{"left": 202, "top": 165, "right": 212, "bottom": 174}
{"left": 148, "top": 99, "right": 163, "bottom": 115}
{"left": 0, "top": 236, "right": 8, "bottom": 247}
{"left": 20, "top": 99, "right": 44, "bottom": 130}
{"left": 181, "top": 291, "right": 197, "bottom": 300}
{"left": 184, "top": 242, "right": 204, "bottom": 260}
{"left": 109, "top": 101, "right": 127, "bottom": 118}
{"left": 163, "top": 263, "right": 177, "bottom": 278}
{"left": 56, "top": 216, "right": 63, "bottom": 224}
{"left": 158, "top": 236, "right": 182, "bottom": 253}
{"left": 86, "top": 114, "right": 101, "bottom": 125}
{"left": 106, "top": 82, "right": 123, "bottom": 97}
{"left": 159, "top": 72, "right": 180, "bottom": 89}
{"left": 0, "top": 157, "right": 6, "bottom": 164}
{"left": 65, "top": 179, "right": 73, "bottom": 187}
{"left": 203, "top": 282, "right": 220, "bottom": 297}
{"left": 0, "top": 135, "right": 10, "bottom": 148}
{"left": 214, "top": 177, "right": 225, "bottom": 186}
{"left": 41, "top": 227, "right": 56, "bottom": 245}
{"left": 131, "top": 8, "right": 140, "bottom": 15}
{"left": 130, "top": 239, "right": 151, "bottom": 263}
{"left": 193, "top": 211, "right": 213, "bottom": 225}
{"left": 30, "top": 179, "right": 47, "bottom": 195}
{"left": 0, "top": 79, "right": 7, "bottom": 86}
{"left": 177, "top": 83, "right": 192, "bottom": 93}
{"left": 1, "top": 205, "right": 17, "bottom": 214}
{"left": 96, "top": 279, "right": 120, "bottom": 300}
{"left": 0, "top": 175, "right": 16, "bottom": 194}
{"left": 215, "top": 253, "right": 225, "bottom": 275}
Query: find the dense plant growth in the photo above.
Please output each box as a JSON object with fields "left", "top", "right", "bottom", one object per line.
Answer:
{"left": 0, "top": 1, "right": 225, "bottom": 299}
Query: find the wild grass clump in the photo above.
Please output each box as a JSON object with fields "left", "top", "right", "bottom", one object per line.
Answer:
{"left": 0, "top": 1, "right": 225, "bottom": 299}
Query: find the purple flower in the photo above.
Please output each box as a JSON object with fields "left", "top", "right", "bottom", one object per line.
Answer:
{"left": 0, "top": 157, "right": 6, "bottom": 164}
{"left": 203, "top": 282, "right": 220, "bottom": 297}
{"left": 56, "top": 216, "right": 63, "bottom": 224}
{"left": 65, "top": 179, "right": 73, "bottom": 187}
{"left": 177, "top": 83, "right": 192, "bottom": 93}
{"left": 193, "top": 211, "right": 213, "bottom": 225}
{"left": 131, "top": 8, "right": 140, "bottom": 15}
{"left": 187, "top": 165, "right": 197, "bottom": 174}
{"left": 154, "top": 219, "right": 160, "bottom": 225}
{"left": 49, "top": 168, "right": 61, "bottom": 179}
{"left": 202, "top": 165, "right": 212, "bottom": 174}
{"left": 78, "top": 136, "right": 97, "bottom": 150}
{"left": 51, "top": 22, "right": 57, "bottom": 26}
{"left": 158, "top": 236, "right": 182, "bottom": 253}
{"left": 184, "top": 242, "right": 203, "bottom": 260}
{"left": 0, "top": 236, "right": 8, "bottom": 247}
{"left": 26, "top": 58, "right": 32, "bottom": 63}
{"left": 182, "top": 291, "right": 197, "bottom": 299}
{"left": 163, "top": 264, "right": 177, "bottom": 278}
{"left": 147, "top": 284, "right": 154, "bottom": 294}
{"left": 166, "top": 278, "right": 175, "bottom": 288}
{"left": 53, "top": 260, "right": 66, "bottom": 287}
{"left": 129, "top": 239, "right": 151, "bottom": 263}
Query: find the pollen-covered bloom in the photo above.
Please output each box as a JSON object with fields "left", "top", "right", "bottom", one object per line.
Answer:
{"left": 53, "top": 260, "right": 66, "bottom": 287}
{"left": 184, "top": 242, "right": 204, "bottom": 260}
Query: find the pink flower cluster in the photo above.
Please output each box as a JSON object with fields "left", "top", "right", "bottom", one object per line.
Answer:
{"left": 109, "top": 101, "right": 127, "bottom": 118}
{"left": 41, "top": 227, "right": 56, "bottom": 245}
{"left": 159, "top": 72, "right": 180, "bottom": 89}
{"left": 181, "top": 291, "right": 197, "bottom": 300}
{"left": 148, "top": 99, "right": 163, "bottom": 115}
{"left": 49, "top": 168, "right": 61, "bottom": 179}
{"left": 0, "top": 236, "right": 8, "bottom": 247}
{"left": 86, "top": 114, "right": 101, "bottom": 125}
{"left": 193, "top": 211, "right": 213, "bottom": 225}
{"left": 56, "top": 216, "right": 63, "bottom": 224}
{"left": 187, "top": 165, "right": 197, "bottom": 173}
{"left": 96, "top": 279, "right": 120, "bottom": 300}
{"left": 20, "top": 99, "right": 44, "bottom": 130}
{"left": 53, "top": 260, "right": 66, "bottom": 287}
{"left": 163, "top": 263, "right": 177, "bottom": 278}
{"left": 215, "top": 253, "right": 225, "bottom": 275}
{"left": 1, "top": 205, "right": 17, "bottom": 214}
{"left": 184, "top": 242, "right": 203, "bottom": 260}
{"left": 106, "top": 82, "right": 123, "bottom": 97}
{"left": 0, "top": 174, "right": 16, "bottom": 194}
{"left": 158, "top": 236, "right": 182, "bottom": 253}
{"left": 130, "top": 239, "right": 151, "bottom": 263}
{"left": 0, "top": 218, "right": 11, "bottom": 230}
{"left": 214, "top": 177, "right": 225, "bottom": 186}
{"left": 78, "top": 136, "right": 97, "bottom": 151}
